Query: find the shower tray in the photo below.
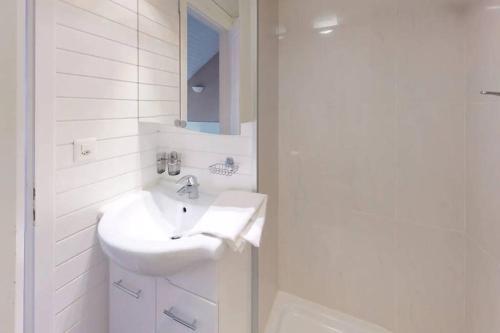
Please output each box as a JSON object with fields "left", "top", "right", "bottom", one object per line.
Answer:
{"left": 265, "top": 292, "right": 392, "bottom": 333}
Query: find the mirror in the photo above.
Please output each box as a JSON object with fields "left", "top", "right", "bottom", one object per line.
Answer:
{"left": 137, "top": 0, "right": 256, "bottom": 136}
{"left": 179, "top": 0, "right": 256, "bottom": 135}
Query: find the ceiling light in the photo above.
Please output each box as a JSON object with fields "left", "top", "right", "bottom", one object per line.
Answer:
{"left": 192, "top": 85, "right": 205, "bottom": 93}
{"left": 319, "top": 29, "right": 334, "bottom": 35}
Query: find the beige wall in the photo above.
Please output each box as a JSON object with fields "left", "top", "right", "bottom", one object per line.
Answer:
{"left": 465, "top": 1, "right": 500, "bottom": 332}
{"left": 0, "top": 0, "right": 23, "bottom": 331}
{"left": 257, "top": 0, "right": 279, "bottom": 331}
{"left": 278, "top": 0, "right": 468, "bottom": 331}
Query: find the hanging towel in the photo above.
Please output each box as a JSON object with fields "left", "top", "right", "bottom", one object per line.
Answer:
{"left": 186, "top": 191, "right": 268, "bottom": 251}
{"left": 240, "top": 198, "right": 267, "bottom": 247}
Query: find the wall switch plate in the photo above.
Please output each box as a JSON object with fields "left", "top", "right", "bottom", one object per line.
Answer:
{"left": 74, "top": 138, "right": 97, "bottom": 163}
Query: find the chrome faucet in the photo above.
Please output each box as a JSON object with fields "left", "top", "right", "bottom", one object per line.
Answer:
{"left": 176, "top": 175, "right": 199, "bottom": 199}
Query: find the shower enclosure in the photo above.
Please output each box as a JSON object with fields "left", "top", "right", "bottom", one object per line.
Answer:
{"left": 260, "top": 0, "right": 500, "bottom": 332}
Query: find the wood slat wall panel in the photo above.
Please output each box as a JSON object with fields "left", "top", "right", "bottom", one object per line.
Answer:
{"left": 55, "top": 246, "right": 106, "bottom": 290}
{"left": 54, "top": 190, "right": 135, "bottom": 241}
{"left": 139, "top": 67, "right": 179, "bottom": 86}
{"left": 140, "top": 32, "right": 179, "bottom": 59}
{"left": 56, "top": 151, "right": 155, "bottom": 193}
{"left": 56, "top": 49, "right": 138, "bottom": 83}
{"left": 139, "top": 84, "right": 179, "bottom": 101}
{"left": 139, "top": 16, "right": 179, "bottom": 44}
{"left": 54, "top": 262, "right": 108, "bottom": 314}
{"left": 56, "top": 133, "right": 157, "bottom": 169}
{"left": 56, "top": 24, "right": 137, "bottom": 65}
{"left": 56, "top": 1, "right": 137, "bottom": 47}
{"left": 139, "top": 101, "right": 179, "bottom": 117}
{"left": 55, "top": 166, "right": 157, "bottom": 217}
{"left": 56, "top": 119, "right": 141, "bottom": 145}
{"left": 60, "top": 0, "right": 137, "bottom": 29}
{"left": 56, "top": 98, "right": 138, "bottom": 121}
{"left": 139, "top": 0, "right": 180, "bottom": 30}
{"left": 65, "top": 310, "right": 108, "bottom": 333}
{"left": 55, "top": 225, "right": 99, "bottom": 266}
{"left": 139, "top": 49, "right": 179, "bottom": 72}
{"left": 56, "top": 74, "right": 138, "bottom": 100}
{"left": 54, "top": 282, "right": 108, "bottom": 333}
{"left": 51, "top": 3, "right": 162, "bottom": 331}
{"left": 110, "top": 0, "right": 137, "bottom": 13}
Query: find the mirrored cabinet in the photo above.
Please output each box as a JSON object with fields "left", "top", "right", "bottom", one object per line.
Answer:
{"left": 138, "top": 0, "right": 256, "bottom": 137}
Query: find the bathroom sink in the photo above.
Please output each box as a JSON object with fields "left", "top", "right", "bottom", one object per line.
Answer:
{"left": 97, "top": 181, "right": 226, "bottom": 276}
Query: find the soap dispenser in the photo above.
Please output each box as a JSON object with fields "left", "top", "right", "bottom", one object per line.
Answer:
{"left": 167, "top": 151, "right": 181, "bottom": 176}
{"left": 157, "top": 151, "right": 181, "bottom": 175}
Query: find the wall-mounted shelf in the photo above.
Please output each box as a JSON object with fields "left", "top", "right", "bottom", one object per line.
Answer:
{"left": 209, "top": 157, "right": 239, "bottom": 176}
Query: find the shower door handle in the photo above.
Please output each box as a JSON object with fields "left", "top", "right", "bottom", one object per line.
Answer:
{"left": 480, "top": 90, "right": 500, "bottom": 96}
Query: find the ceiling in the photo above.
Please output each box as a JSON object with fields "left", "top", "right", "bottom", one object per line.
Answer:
{"left": 187, "top": 13, "right": 220, "bottom": 79}
{"left": 212, "top": 0, "right": 239, "bottom": 18}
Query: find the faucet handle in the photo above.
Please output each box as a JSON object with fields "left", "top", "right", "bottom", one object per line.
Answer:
{"left": 176, "top": 175, "right": 198, "bottom": 186}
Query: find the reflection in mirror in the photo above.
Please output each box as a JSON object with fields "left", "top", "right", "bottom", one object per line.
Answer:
{"left": 187, "top": 10, "right": 223, "bottom": 134}
{"left": 180, "top": 0, "right": 256, "bottom": 135}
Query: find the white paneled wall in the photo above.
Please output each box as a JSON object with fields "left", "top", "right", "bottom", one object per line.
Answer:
{"left": 43, "top": 1, "right": 255, "bottom": 331}
{"left": 53, "top": 1, "right": 158, "bottom": 332}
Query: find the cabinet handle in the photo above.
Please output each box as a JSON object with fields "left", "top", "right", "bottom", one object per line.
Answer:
{"left": 112, "top": 279, "right": 142, "bottom": 299}
{"left": 163, "top": 307, "right": 197, "bottom": 331}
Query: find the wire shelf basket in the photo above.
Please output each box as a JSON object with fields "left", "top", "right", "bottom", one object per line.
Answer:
{"left": 209, "top": 157, "right": 239, "bottom": 176}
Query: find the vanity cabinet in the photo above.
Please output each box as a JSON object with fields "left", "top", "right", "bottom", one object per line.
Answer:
{"left": 109, "top": 246, "right": 252, "bottom": 333}
{"left": 110, "top": 265, "right": 156, "bottom": 333}
{"left": 156, "top": 280, "right": 217, "bottom": 333}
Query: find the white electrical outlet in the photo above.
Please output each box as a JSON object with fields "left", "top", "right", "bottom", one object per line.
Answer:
{"left": 74, "top": 138, "right": 97, "bottom": 163}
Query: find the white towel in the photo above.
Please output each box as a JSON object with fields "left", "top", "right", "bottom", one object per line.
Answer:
{"left": 240, "top": 198, "right": 267, "bottom": 247}
{"left": 186, "top": 191, "right": 268, "bottom": 251}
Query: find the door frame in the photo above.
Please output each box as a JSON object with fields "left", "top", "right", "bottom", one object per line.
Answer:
{"left": 28, "top": 0, "right": 56, "bottom": 332}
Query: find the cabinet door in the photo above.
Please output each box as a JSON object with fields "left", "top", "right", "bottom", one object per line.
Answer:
{"left": 166, "top": 261, "right": 218, "bottom": 302}
{"left": 110, "top": 263, "right": 156, "bottom": 333}
{"left": 157, "top": 279, "right": 218, "bottom": 333}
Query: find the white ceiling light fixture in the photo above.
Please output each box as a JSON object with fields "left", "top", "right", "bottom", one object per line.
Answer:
{"left": 313, "top": 15, "right": 339, "bottom": 35}
{"left": 319, "top": 29, "right": 334, "bottom": 35}
{"left": 276, "top": 25, "right": 287, "bottom": 40}
{"left": 192, "top": 85, "right": 205, "bottom": 93}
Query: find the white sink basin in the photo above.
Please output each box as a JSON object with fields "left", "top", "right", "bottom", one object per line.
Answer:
{"left": 98, "top": 182, "right": 226, "bottom": 276}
